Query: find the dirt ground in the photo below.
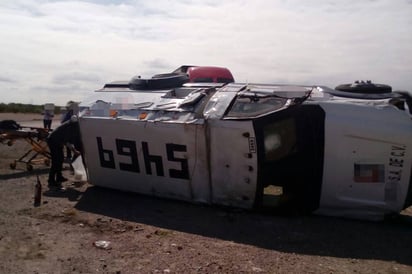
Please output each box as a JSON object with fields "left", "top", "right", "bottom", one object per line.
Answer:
{"left": 1, "top": 113, "right": 412, "bottom": 274}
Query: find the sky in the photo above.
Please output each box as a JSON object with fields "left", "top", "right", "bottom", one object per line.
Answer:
{"left": 0, "top": 0, "right": 411, "bottom": 106}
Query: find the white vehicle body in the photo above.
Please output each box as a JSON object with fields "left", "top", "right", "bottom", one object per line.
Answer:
{"left": 78, "top": 73, "right": 412, "bottom": 221}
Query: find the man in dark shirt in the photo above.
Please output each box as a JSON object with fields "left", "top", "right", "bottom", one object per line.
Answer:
{"left": 61, "top": 107, "right": 75, "bottom": 161}
{"left": 47, "top": 116, "right": 82, "bottom": 189}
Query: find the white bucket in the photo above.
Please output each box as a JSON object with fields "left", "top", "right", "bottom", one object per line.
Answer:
{"left": 72, "top": 156, "right": 87, "bottom": 182}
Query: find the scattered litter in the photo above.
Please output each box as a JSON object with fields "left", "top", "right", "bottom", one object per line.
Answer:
{"left": 93, "top": 240, "right": 111, "bottom": 250}
{"left": 114, "top": 228, "right": 126, "bottom": 234}
{"left": 96, "top": 218, "right": 108, "bottom": 223}
{"left": 252, "top": 266, "right": 263, "bottom": 272}
{"left": 154, "top": 230, "right": 170, "bottom": 236}
{"left": 171, "top": 243, "right": 183, "bottom": 250}
{"left": 61, "top": 208, "right": 77, "bottom": 216}
{"left": 78, "top": 223, "right": 85, "bottom": 227}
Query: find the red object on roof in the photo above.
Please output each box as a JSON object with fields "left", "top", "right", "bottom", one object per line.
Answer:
{"left": 187, "top": 66, "right": 234, "bottom": 83}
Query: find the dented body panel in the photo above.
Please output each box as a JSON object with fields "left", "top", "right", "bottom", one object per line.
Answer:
{"left": 315, "top": 100, "right": 412, "bottom": 219}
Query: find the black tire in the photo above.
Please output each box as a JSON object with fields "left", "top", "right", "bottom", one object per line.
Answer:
{"left": 335, "top": 82, "right": 392, "bottom": 94}
{"left": 129, "top": 74, "right": 189, "bottom": 90}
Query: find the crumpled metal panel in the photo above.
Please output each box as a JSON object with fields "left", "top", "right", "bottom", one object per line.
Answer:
{"left": 203, "top": 84, "right": 245, "bottom": 119}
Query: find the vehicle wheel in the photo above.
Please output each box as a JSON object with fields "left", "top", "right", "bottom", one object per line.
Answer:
{"left": 335, "top": 82, "right": 392, "bottom": 94}
{"left": 129, "top": 74, "right": 189, "bottom": 90}
{"left": 10, "top": 162, "right": 16, "bottom": 169}
{"left": 27, "top": 164, "right": 33, "bottom": 171}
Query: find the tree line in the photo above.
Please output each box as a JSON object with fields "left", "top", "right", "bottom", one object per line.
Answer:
{"left": 0, "top": 103, "right": 64, "bottom": 114}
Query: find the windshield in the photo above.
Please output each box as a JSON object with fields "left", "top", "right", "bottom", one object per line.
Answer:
{"left": 226, "top": 96, "right": 289, "bottom": 118}
{"left": 225, "top": 86, "right": 313, "bottom": 119}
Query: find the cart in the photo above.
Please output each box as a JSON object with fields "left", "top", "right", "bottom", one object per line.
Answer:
{"left": 0, "top": 126, "right": 51, "bottom": 171}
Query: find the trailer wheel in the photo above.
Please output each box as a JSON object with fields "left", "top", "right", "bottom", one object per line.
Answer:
{"left": 10, "top": 161, "right": 16, "bottom": 169}
{"left": 26, "top": 164, "right": 33, "bottom": 171}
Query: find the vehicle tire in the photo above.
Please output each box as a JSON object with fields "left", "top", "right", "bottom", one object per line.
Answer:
{"left": 10, "top": 162, "right": 16, "bottom": 169}
{"left": 335, "top": 82, "right": 392, "bottom": 94}
{"left": 27, "top": 164, "right": 33, "bottom": 171}
{"left": 129, "top": 74, "right": 189, "bottom": 90}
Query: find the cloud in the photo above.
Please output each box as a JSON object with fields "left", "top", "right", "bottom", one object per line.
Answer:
{"left": 52, "top": 72, "right": 103, "bottom": 85}
{"left": 0, "top": 76, "right": 15, "bottom": 83}
{"left": 0, "top": 0, "right": 411, "bottom": 105}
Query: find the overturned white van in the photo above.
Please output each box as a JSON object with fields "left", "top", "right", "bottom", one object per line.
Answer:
{"left": 78, "top": 68, "right": 412, "bottom": 220}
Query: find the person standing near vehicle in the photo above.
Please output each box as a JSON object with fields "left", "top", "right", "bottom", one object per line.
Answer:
{"left": 42, "top": 109, "right": 54, "bottom": 130}
{"left": 47, "top": 116, "right": 82, "bottom": 190}
{"left": 61, "top": 103, "right": 75, "bottom": 161}
{"left": 62, "top": 102, "right": 75, "bottom": 124}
